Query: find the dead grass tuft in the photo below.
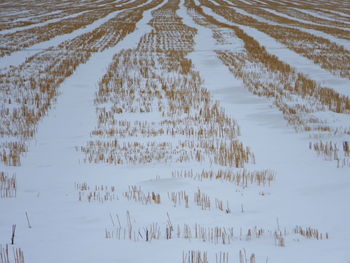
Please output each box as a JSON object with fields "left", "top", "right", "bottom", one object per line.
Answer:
{"left": 0, "top": 172, "right": 16, "bottom": 198}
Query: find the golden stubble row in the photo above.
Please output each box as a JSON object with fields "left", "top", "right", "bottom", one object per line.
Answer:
{"left": 201, "top": 0, "right": 350, "bottom": 80}
{"left": 219, "top": 0, "right": 350, "bottom": 30}
{"left": 0, "top": 0, "right": 164, "bottom": 166}
{"left": 185, "top": 0, "right": 350, "bottom": 166}
{"left": 104, "top": 211, "right": 328, "bottom": 245}
{"left": 75, "top": 1, "right": 330, "bottom": 259}
{"left": 172, "top": 169, "right": 275, "bottom": 187}
{"left": 0, "top": 0, "right": 127, "bottom": 31}
{"left": 266, "top": 4, "right": 350, "bottom": 27}
{"left": 0, "top": 0, "right": 149, "bottom": 57}
{"left": 80, "top": 0, "right": 254, "bottom": 167}
{"left": 0, "top": 171, "right": 16, "bottom": 198}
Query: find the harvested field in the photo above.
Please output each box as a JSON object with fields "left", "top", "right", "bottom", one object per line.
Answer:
{"left": 1, "top": 0, "right": 349, "bottom": 262}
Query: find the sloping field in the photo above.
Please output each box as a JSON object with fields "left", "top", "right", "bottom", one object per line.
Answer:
{"left": 0, "top": 0, "right": 349, "bottom": 262}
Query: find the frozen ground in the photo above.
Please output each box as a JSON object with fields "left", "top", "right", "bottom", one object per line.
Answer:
{"left": 1, "top": 0, "right": 349, "bottom": 262}
{"left": 0, "top": 9, "right": 123, "bottom": 69}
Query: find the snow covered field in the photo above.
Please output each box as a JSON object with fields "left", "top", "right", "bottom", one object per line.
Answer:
{"left": 1, "top": 0, "right": 349, "bottom": 262}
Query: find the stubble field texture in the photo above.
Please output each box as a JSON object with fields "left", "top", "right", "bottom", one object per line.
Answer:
{"left": 0, "top": 0, "right": 349, "bottom": 262}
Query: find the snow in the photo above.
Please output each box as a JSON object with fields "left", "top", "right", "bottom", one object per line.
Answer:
{"left": 235, "top": 25, "right": 350, "bottom": 97}
{"left": 11, "top": 11, "right": 63, "bottom": 23}
{"left": 1, "top": 0, "right": 350, "bottom": 263}
{"left": 0, "top": 10, "right": 123, "bottom": 69}
{"left": 263, "top": 8, "right": 350, "bottom": 28}
{"left": 0, "top": 3, "right": 161, "bottom": 263}
{"left": 214, "top": 1, "right": 350, "bottom": 50}
{"left": 265, "top": 11, "right": 350, "bottom": 49}
{"left": 295, "top": 8, "right": 350, "bottom": 25}
{"left": 0, "top": 10, "right": 91, "bottom": 35}
{"left": 322, "top": 9, "right": 350, "bottom": 20}
{"left": 180, "top": 4, "right": 350, "bottom": 262}
{"left": 201, "top": 6, "right": 350, "bottom": 98}
{"left": 235, "top": 7, "right": 350, "bottom": 51}
{"left": 294, "top": 27, "right": 350, "bottom": 50}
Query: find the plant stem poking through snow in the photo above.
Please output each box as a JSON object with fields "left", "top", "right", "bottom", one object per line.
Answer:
{"left": 10, "top": 225, "right": 16, "bottom": 245}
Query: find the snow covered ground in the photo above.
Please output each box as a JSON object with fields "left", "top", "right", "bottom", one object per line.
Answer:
{"left": 1, "top": 0, "right": 349, "bottom": 262}
{"left": 0, "top": 9, "right": 124, "bottom": 69}
{"left": 0, "top": 10, "right": 91, "bottom": 35}
{"left": 201, "top": 6, "right": 350, "bottom": 98}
